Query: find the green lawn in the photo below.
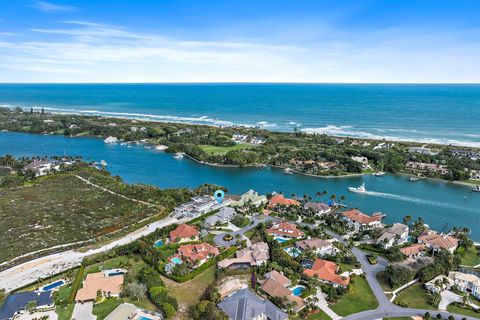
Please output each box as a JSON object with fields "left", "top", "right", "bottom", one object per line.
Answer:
{"left": 394, "top": 283, "right": 436, "bottom": 310}
{"left": 329, "top": 276, "right": 379, "bottom": 316}
{"left": 305, "top": 310, "right": 333, "bottom": 320}
{"left": 92, "top": 298, "right": 123, "bottom": 320}
{"left": 460, "top": 246, "right": 480, "bottom": 266}
{"left": 55, "top": 303, "right": 75, "bottom": 320}
{"left": 376, "top": 270, "right": 396, "bottom": 292}
{"left": 447, "top": 303, "right": 480, "bottom": 319}
{"left": 161, "top": 265, "right": 216, "bottom": 307}
{"left": 200, "top": 143, "right": 255, "bottom": 155}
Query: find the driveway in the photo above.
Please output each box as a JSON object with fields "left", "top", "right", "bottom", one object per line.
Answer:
{"left": 72, "top": 302, "right": 96, "bottom": 320}
{"left": 213, "top": 215, "right": 276, "bottom": 247}
{"left": 439, "top": 290, "right": 462, "bottom": 310}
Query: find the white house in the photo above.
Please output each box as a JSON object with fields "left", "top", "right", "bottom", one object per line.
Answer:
{"left": 341, "top": 209, "right": 383, "bottom": 232}
{"left": 205, "top": 207, "right": 236, "bottom": 227}
{"left": 377, "top": 223, "right": 409, "bottom": 249}
{"left": 448, "top": 271, "right": 480, "bottom": 300}
{"left": 295, "top": 238, "right": 337, "bottom": 257}
{"left": 304, "top": 202, "right": 332, "bottom": 216}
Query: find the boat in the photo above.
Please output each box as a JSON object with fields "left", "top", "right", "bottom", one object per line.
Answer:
{"left": 104, "top": 136, "right": 118, "bottom": 144}
{"left": 174, "top": 152, "right": 184, "bottom": 159}
{"left": 100, "top": 160, "right": 107, "bottom": 166}
{"left": 374, "top": 171, "right": 385, "bottom": 176}
{"left": 284, "top": 168, "right": 293, "bottom": 175}
{"left": 473, "top": 185, "right": 480, "bottom": 192}
{"left": 155, "top": 145, "right": 168, "bottom": 151}
{"left": 409, "top": 176, "right": 424, "bottom": 182}
{"left": 348, "top": 183, "right": 367, "bottom": 193}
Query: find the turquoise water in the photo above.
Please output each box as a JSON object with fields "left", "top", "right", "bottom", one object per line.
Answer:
{"left": 0, "top": 84, "right": 480, "bottom": 146}
{"left": 284, "top": 247, "right": 301, "bottom": 257}
{"left": 291, "top": 286, "right": 305, "bottom": 297}
{"left": 171, "top": 257, "right": 183, "bottom": 265}
{"left": 1, "top": 131, "right": 480, "bottom": 240}
{"left": 155, "top": 240, "right": 164, "bottom": 247}
{"left": 274, "top": 237, "right": 289, "bottom": 243}
{"left": 41, "top": 280, "right": 64, "bottom": 291}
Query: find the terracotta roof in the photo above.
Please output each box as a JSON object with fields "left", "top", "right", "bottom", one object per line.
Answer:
{"left": 342, "top": 209, "right": 382, "bottom": 224}
{"left": 76, "top": 273, "right": 124, "bottom": 301}
{"left": 258, "top": 271, "right": 306, "bottom": 312}
{"left": 218, "top": 242, "right": 269, "bottom": 268}
{"left": 262, "top": 270, "right": 291, "bottom": 287}
{"left": 169, "top": 224, "right": 199, "bottom": 242}
{"left": 267, "top": 222, "right": 305, "bottom": 238}
{"left": 303, "top": 259, "right": 350, "bottom": 286}
{"left": 178, "top": 243, "right": 219, "bottom": 264}
{"left": 418, "top": 232, "right": 459, "bottom": 250}
{"left": 296, "top": 238, "right": 332, "bottom": 251}
{"left": 268, "top": 195, "right": 300, "bottom": 207}
{"left": 400, "top": 243, "right": 425, "bottom": 256}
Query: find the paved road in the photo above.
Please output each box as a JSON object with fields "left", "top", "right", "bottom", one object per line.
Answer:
{"left": 324, "top": 229, "right": 479, "bottom": 320}
{"left": 213, "top": 215, "right": 276, "bottom": 247}
{"left": 0, "top": 216, "right": 183, "bottom": 292}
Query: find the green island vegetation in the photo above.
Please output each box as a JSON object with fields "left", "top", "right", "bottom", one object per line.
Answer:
{"left": 1, "top": 107, "right": 479, "bottom": 182}
{"left": 0, "top": 155, "right": 221, "bottom": 264}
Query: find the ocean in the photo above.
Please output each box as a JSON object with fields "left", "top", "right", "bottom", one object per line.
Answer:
{"left": 0, "top": 83, "right": 479, "bottom": 147}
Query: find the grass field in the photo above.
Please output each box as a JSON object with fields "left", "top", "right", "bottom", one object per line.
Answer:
{"left": 329, "top": 276, "right": 378, "bottom": 316}
{"left": 305, "top": 310, "right": 333, "bottom": 320}
{"left": 93, "top": 298, "right": 123, "bottom": 320}
{"left": 394, "top": 283, "right": 436, "bottom": 310}
{"left": 447, "top": 303, "right": 480, "bottom": 319}
{"left": 460, "top": 246, "right": 480, "bottom": 266}
{"left": 0, "top": 168, "right": 162, "bottom": 262}
{"left": 200, "top": 143, "right": 255, "bottom": 155}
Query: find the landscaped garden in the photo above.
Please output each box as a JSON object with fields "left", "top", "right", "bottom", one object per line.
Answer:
{"left": 329, "top": 276, "right": 378, "bottom": 316}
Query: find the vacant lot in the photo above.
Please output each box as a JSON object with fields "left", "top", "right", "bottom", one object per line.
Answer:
{"left": 199, "top": 143, "right": 255, "bottom": 155}
{"left": 394, "top": 283, "right": 436, "bottom": 310}
{"left": 329, "top": 276, "right": 378, "bottom": 316}
{"left": 0, "top": 169, "right": 162, "bottom": 262}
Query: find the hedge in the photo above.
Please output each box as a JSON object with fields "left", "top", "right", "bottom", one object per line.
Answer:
{"left": 68, "top": 264, "right": 85, "bottom": 303}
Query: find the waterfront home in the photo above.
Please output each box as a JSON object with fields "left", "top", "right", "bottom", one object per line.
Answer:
{"left": 400, "top": 243, "right": 426, "bottom": 258}
{"left": 104, "top": 302, "right": 163, "bottom": 320}
{"left": 304, "top": 202, "right": 332, "bottom": 216}
{"left": 406, "top": 161, "right": 449, "bottom": 175}
{"left": 408, "top": 146, "right": 438, "bottom": 156}
{"left": 231, "top": 189, "right": 268, "bottom": 207}
{"left": 218, "top": 288, "right": 288, "bottom": 320}
{"left": 341, "top": 209, "right": 383, "bottom": 232}
{"left": 267, "top": 222, "right": 305, "bottom": 239}
{"left": 251, "top": 136, "right": 267, "bottom": 144}
{"left": 232, "top": 134, "right": 249, "bottom": 143}
{"left": 350, "top": 156, "right": 369, "bottom": 169}
{"left": 218, "top": 242, "right": 269, "bottom": 269}
{"left": 295, "top": 238, "right": 336, "bottom": 257}
{"left": 258, "top": 270, "right": 305, "bottom": 312}
{"left": 470, "top": 170, "right": 480, "bottom": 181}
{"left": 318, "top": 161, "right": 337, "bottom": 170}
{"left": 169, "top": 224, "right": 199, "bottom": 243}
{"left": 417, "top": 230, "right": 459, "bottom": 254}
{"left": 75, "top": 272, "right": 124, "bottom": 302}
{"left": 424, "top": 275, "right": 454, "bottom": 294}
{"left": 173, "top": 195, "right": 217, "bottom": 218}
{"left": 448, "top": 271, "right": 480, "bottom": 300}
{"left": 104, "top": 136, "right": 118, "bottom": 143}
{"left": 177, "top": 243, "right": 220, "bottom": 265}
{"left": 450, "top": 149, "right": 480, "bottom": 160}
{"left": 23, "top": 160, "right": 59, "bottom": 177}
{"left": 268, "top": 194, "right": 300, "bottom": 208}
{"left": 205, "top": 207, "right": 236, "bottom": 227}
{"left": 303, "top": 259, "right": 350, "bottom": 287}
{"left": 0, "top": 291, "right": 54, "bottom": 320}
{"left": 376, "top": 223, "right": 409, "bottom": 249}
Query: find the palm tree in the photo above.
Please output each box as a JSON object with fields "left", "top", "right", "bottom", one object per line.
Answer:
{"left": 403, "top": 214, "right": 413, "bottom": 226}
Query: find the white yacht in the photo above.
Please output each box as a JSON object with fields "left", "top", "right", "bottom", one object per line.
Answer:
{"left": 374, "top": 171, "right": 385, "bottom": 176}
{"left": 284, "top": 168, "right": 293, "bottom": 175}
{"left": 348, "top": 183, "right": 367, "bottom": 193}
{"left": 473, "top": 185, "right": 480, "bottom": 192}
{"left": 174, "top": 152, "right": 184, "bottom": 159}
{"left": 104, "top": 136, "right": 118, "bottom": 144}
{"left": 100, "top": 160, "right": 107, "bottom": 166}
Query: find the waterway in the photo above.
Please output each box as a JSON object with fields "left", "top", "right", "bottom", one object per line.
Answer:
{"left": 1, "top": 131, "right": 479, "bottom": 240}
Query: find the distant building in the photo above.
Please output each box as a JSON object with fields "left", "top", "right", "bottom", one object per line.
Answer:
{"left": 169, "top": 224, "right": 199, "bottom": 243}
{"left": 351, "top": 156, "right": 369, "bottom": 168}
{"left": 448, "top": 271, "right": 480, "bottom": 299}
{"left": 341, "top": 209, "right": 383, "bottom": 232}
{"left": 470, "top": 170, "right": 480, "bottom": 181}
{"left": 205, "top": 207, "right": 236, "bottom": 227}
{"left": 376, "top": 223, "right": 409, "bottom": 249}
{"left": 408, "top": 147, "right": 438, "bottom": 155}
{"left": 218, "top": 242, "right": 269, "bottom": 269}
{"left": 267, "top": 222, "right": 304, "bottom": 239}
{"left": 418, "top": 230, "right": 459, "bottom": 254}
{"left": 268, "top": 194, "right": 300, "bottom": 208}
{"left": 450, "top": 149, "right": 480, "bottom": 160}
{"left": 295, "top": 238, "right": 336, "bottom": 256}
{"left": 303, "top": 259, "right": 350, "bottom": 287}
{"left": 0, "top": 291, "right": 54, "bottom": 320}
{"left": 231, "top": 190, "right": 267, "bottom": 207}
{"left": 23, "top": 160, "right": 59, "bottom": 177}
{"left": 76, "top": 272, "right": 124, "bottom": 302}
{"left": 218, "top": 288, "right": 288, "bottom": 320}
{"left": 304, "top": 202, "right": 332, "bottom": 216}
{"left": 406, "top": 161, "right": 449, "bottom": 175}
{"left": 173, "top": 195, "right": 217, "bottom": 218}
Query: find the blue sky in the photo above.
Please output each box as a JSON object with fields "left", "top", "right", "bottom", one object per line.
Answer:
{"left": 0, "top": 0, "right": 479, "bottom": 83}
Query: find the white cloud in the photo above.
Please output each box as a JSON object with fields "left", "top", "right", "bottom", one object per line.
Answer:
{"left": 31, "top": 1, "right": 76, "bottom": 13}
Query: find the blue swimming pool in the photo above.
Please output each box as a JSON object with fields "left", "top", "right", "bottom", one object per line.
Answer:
{"left": 108, "top": 272, "right": 125, "bottom": 276}
{"left": 284, "top": 246, "right": 301, "bottom": 257}
{"left": 155, "top": 240, "right": 164, "bottom": 247}
{"left": 171, "top": 257, "right": 182, "bottom": 265}
{"left": 41, "top": 280, "right": 65, "bottom": 291}
{"left": 138, "top": 317, "right": 153, "bottom": 320}
{"left": 291, "top": 285, "right": 305, "bottom": 296}
{"left": 274, "top": 237, "right": 288, "bottom": 243}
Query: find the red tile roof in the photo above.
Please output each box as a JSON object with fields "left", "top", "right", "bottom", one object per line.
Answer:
{"left": 178, "top": 243, "right": 220, "bottom": 264}
{"left": 268, "top": 194, "right": 300, "bottom": 207}
{"left": 303, "top": 259, "right": 350, "bottom": 287}
{"left": 400, "top": 243, "right": 426, "bottom": 256}
{"left": 170, "top": 224, "right": 199, "bottom": 242}
{"left": 267, "top": 222, "right": 305, "bottom": 238}
{"left": 418, "top": 231, "right": 459, "bottom": 250}
{"left": 342, "top": 209, "right": 382, "bottom": 225}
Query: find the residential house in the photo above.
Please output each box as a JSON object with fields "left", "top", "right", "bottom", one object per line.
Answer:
{"left": 295, "top": 238, "right": 336, "bottom": 257}
{"left": 268, "top": 194, "right": 300, "bottom": 208}
{"left": 450, "top": 149, "right": 480, "bottom": 160}
{"left": 448, "top": 271, "right": 480, "bottom": 299}
{"left": 218, "top": 288, "right": 288, "bottom": 320}
{"left": 251, "top": 136, "right": 267, "bottom": 145}
{"left": 408, "top": 147, "right": 438, "bottom": 155}
{"left": 0, "top": 291, "right": 54, "bottom": 320}
{"left": 218, "top": 242, "right": 269, "bottom": 269}
{"left": 341, "top": 209, "right": 383, "bottom": 232}
{"left": 104, "top": 303, "right": 163, "bottom": 320}
{"left": 232, "top": 190, "right": 268, "bottom": 207}
{"left": 258, "top": 270, "right": 305, "bottom": 312}
{"left": 304, "top": 202, "right": 332, "bottom": 216}
{"left": 318, "top": 162, "right": 337, "bottom": 170}
{"left": 169, "top": 224, "right": 199, "bottom": 243}
{"left": 23, "top": 160, "right": 59, "bottom": 177}
{"left": 173, "top": 195, "right": 217, "bottom": 218}
{"left": 75, "top": 272, "right": 124, "bottom": 302}
{"left": 351, "top": 156, "right": 369, "bottom": 169}
{"left": 177, "top": 243, "right": 220, "bottom": 265}
{"left": 267, "top": 222, "right": 304, "bottom": 239}
{"left": 406, "top": 161, "right": 449, "bottom": 175}
{"left": 303, "top": 259, "right": 350, "bottom": 287}
{"left": 424, "top": 275, "right": 454, "bottom": 294}
{"left": 205, "top": 207, "right": 236, "bottom": 227}
{"left": 400, "top": 243, "right": 426, "bottom": 258}
{"left": 418, "top": 230, "right": 459, "bottom": 254}
{"left": 232, "top": 134, "right": 249, "bottom": 143}
{"left": 470, "top": 170, "right": 480, "bottom": 181}
{"left": 377, "top": 223, "right": 409, "bottom": 249}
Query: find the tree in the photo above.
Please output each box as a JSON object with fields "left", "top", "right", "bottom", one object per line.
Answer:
{"left": 403, "top": 214, "right": 412, "bottom": 225}
{"left": 124, "top": 281, "right": 146, "bottom": 301}
{"left": 384, "top": 264, "right": 415, "bottom": 288}
{"left": 161, "top": 302, "right": 176, "bottom": 319}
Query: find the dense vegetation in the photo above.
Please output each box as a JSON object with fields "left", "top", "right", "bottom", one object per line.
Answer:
{"left": 1, "top": 108, "right": 479, "bottom": 181}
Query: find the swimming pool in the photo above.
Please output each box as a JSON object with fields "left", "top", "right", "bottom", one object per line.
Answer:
{"left": 41, "top": 280, "right": 65, "bottom": 291}
{"left": 138, "top": 317, "right": 153, "bottom": 320}
{"left": 284, "top": 246, "right": 301, "bottom": 257}
{"left": 290, "top": 285, "right": 305, "bottom": 297}
{"left": 274, "top": 237, "right": 288, "bottom": 243}
{"left": 108, "top": 272, "right": 125, "bottom": 276}
{"left": 154, "top": 240, "right": 164, "bottom": 247}
{"left": 171, "top": 257, "right": 182, "bottom": 265}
